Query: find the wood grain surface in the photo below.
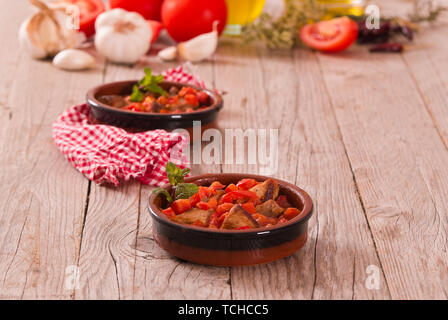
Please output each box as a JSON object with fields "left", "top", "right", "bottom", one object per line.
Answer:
{"left": 0, "top": 0, "right": 447, "bottom": 299}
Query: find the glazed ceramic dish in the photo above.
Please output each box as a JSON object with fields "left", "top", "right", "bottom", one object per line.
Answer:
{"left": 86, "top": 80, "right": 223, "bottom": 133}
{"left": 148, "top": 173, "right": 313, "bottom": 266}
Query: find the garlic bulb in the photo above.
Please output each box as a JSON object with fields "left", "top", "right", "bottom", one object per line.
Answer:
{"left": 18, "top": 0, "right": 85, "bottom": 59}
{"left": 53, "top": 49, "right": 95, "bottom": 70}
{"left": 158, "top": 46, "right": 177, "bottom": 61}
{"left": 94, "top": 9, "right": 152, "bottom": 64}
{"left": 178, "top": 21, "right": 219, "bottom": 63}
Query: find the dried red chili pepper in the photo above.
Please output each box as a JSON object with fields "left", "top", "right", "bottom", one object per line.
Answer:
{"left": 369, "top": 43, "right": 404, "bottom": 53}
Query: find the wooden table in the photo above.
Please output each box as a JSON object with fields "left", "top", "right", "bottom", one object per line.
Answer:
{"left": 1, "top": 0, "right": 448, "bottom": 300}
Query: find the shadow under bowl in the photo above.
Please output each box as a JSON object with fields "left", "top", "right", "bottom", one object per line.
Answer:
{"left": 86, "top": 80, "right": 223, "bottom": 136}
{"left": 148, "top": 173, "right": 313, "bottom": 266}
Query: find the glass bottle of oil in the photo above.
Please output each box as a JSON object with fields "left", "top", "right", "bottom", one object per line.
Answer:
{"left": 224, "top": 0, "right": 266, "bottom": 36}
{"left": 316, "top": 0, "right": 365, "bottom": 18}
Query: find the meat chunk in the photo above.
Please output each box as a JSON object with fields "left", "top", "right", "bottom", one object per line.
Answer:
{"left": 256, "top": 199, "right": 285, "bottom": 218}
{"left": 249, "top": 179, "right": 279, "bottom": 202}
{"left": 172, "top": 208, "right": 213, "bottom": 226}
{"left": 221, "top": 205, "right": 259, "bottom": 230}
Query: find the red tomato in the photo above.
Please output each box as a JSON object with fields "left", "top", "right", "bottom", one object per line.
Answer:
{"left": 300, "top": 16, "right": 358, "bottom": 53}
{"left": 61, "top": 0, "right": 105, "bottom": 37}
{"left": 197, "top": 91, "right": 210, "bottom": 105}
{"left": 109, "top": 0, "right": 163, "bottom": 21}
{"left": 148, "top": 20, "right": 163, "bottom": 43}
{"left": 161, "top": 0, "right": 227, "bottom": 42}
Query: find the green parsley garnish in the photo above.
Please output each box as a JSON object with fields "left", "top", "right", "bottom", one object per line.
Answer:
{"left": 129, "top": 67, "right": 166, "bottom": 102}
{"left": 152, "top": 162, "right": 198, "bottom": 204}
{"left": 130, "top": 85, "right": 144, "bottom": 102}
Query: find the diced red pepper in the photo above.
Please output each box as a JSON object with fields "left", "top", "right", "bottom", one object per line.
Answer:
{"left": 167, "top": 96, "right": 180, "bottom": 105}
{"left": 283, "top": 208, "right": 300, "bottom": 220}
{"left": 209, "top": 212, "right": 220, "bottom": 228}
{"left": 192, "top": 220, "right": 206, "bottom": 227}
{"left": 220, "top": 190, "right": 258, "bottom": 204}
{"left": 278, "top": 217, "right": 288, "bottom": 224}
{"left": 252, "top": 213, "right": 277, "bottom": 226}
{"left": 179, "top": 86, "right": 197, "bottom": 97}
{"left": 162, "top": 207, "right": 175, "bottom": 218}
{"left": 157, "top": 95, "right": 167, "bottom": 105}
{"left": 198, "top": 186, "right": 216, "bottom": 201}
{"left": 241, "top": 201, "right": 257, "bottom": 214}
{"left": 184, "top": 94, "right": 199, "bottom": 107}
{"left": 196, "top": 201, "right": 210, "bottom": 210}
{"left": 237, "top": 179, "right": 258, "bottom": 190}
{"left": 216, "top": 203, "right": 234, "bottom": 215}
{"left": 220, "top": 192, "right": 234, "bottom": 204}
{"left": 208, "top": 197, "right": 218, "bottom": 209}
{"left": 171, "top": 199, "right": 191, "bottom": 215}
{"left": 189, "top": 192, "right": 201, "bottom": 207}
{"left": 217, "top": 212, "right": 228, "bottom": 226}
{"left": 124, "top": 103, "right": 142, "bottom": 112}
{"left": 225, "top": 183, "right": 238, "bottom": 193}
{"left": 236, "top": 226, "right": 251, "bottom": 230}
{"left": 210, "top": 181, "right": 225, "bottom": 190}
{"left": 231, "top": 190, "right": 259, "bottom": 200}
{"left": 276, "top": 195, "right": 292, "bottom": 209}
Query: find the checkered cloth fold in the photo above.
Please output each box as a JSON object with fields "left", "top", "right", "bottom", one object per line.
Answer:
{"left": 52, "top": 66, "right": 204, "bottom": 186}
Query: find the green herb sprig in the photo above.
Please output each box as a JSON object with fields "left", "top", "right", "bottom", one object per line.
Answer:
{"left": 152, "top": 162, "right": 198, "bottom": 204}
{"left": 130, "top": 67, "right": 166, "bottom": 102}
{"left": 242, "top": 0, "right": 323, "bottom": 49}
{"left": 408, "top": 0, "right": 448, "bottom": 23}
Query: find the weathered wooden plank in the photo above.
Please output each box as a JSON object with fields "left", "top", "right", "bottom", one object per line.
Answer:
{"left": 0, "top": 1, "right": 103, "bottom": 299}
{"left": 401, "top": 9, "right": 448, "bottom": 147}
{"left": 213, "top": 39, "right": 389, "bottom": 299}
{"left": 132, "top": 53, "right": 231, "bottom": 300}
{"left": 74, "top": 63, "right": 143, "bottom": 300}
{"left": 317, "top": 36, "right": 448, "bottom": 298}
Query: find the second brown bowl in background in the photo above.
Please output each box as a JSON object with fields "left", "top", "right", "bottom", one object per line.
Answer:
{"left": 86, "top": 80, "right": 223, "bottom": 139}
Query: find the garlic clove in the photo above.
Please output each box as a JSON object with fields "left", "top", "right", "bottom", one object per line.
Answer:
{"left": 178, "top": 21, "right": 219, "bottom": 63}
{"left": 53, "top": 49, "right": 95, "bottom": 70}
{"left": 19, "top": 16, "right": 47, "bottom": 59}
{"left": 158, "top": 46, "right": 177, "bottom": 61}
{"left": 18, "top": 0, "right": 86, "bottom": 59}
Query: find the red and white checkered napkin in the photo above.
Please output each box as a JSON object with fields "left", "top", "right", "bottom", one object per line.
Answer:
{"left": 52, "top": 65, "right": 205, "bottom": 187}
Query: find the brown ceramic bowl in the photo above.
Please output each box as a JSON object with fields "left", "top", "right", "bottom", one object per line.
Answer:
{"left": 86, "top": 80, "right": 223, "bottom": 135}
{"left": 148, "top": 173, "right": 313, "bottom": 266}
